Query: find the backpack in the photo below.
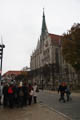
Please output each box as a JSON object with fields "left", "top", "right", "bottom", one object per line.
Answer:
{"left": 8, "top": 87, "right": 13, "bottom": 94}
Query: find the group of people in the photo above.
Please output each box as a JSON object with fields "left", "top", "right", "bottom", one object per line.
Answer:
{"left": 58, "top": 82, "right": 71, "bottom": 103}
{"left": 0, "top": 81, "right": 39, "bottom": 108}
{"left": 0, "top": 80, "right": 72, "bottom": 108}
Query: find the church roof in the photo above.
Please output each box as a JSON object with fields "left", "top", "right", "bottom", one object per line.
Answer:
{"left": 49, "top": 33, "right": 62, "bottom": 45}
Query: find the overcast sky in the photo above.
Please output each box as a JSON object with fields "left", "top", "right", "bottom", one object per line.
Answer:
{"left": 0, "top": 0, "right": 80, "bottom": 74}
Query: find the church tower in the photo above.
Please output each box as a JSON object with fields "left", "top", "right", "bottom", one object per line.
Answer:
{"left": 41, "top": 9, "right": 48, "bottom": 39}
{"left": 40, "top": 9, "right": 48, "bottom": 48}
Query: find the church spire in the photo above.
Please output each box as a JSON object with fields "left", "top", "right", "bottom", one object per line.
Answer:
{"left": 41, "top": 8, "right": 48, "bottom": 36}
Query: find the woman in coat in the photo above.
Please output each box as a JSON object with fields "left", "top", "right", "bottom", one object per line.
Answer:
{"left": 33, "top": 82, "right": 39, "bottom": 103}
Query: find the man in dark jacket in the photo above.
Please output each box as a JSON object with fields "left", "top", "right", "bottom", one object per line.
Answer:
{"left": 0, "top": 82, "right": 3, "bottom": 105}
{"left": 58, "top": 82, "right": 67, "bottom": 103}
{"left": 3, "top": 82, "right": 9, "bottom": 107}
{"left": 23, "top": 82, "right": 28, "bottom": 106}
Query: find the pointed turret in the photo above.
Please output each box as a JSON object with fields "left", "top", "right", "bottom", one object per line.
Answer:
{"left": 41, "top": 9, "right": 48, "bottom": 36}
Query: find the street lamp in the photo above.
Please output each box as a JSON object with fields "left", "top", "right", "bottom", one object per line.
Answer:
{"left": 0, "top": 44, "right": 5, "bottom": 82}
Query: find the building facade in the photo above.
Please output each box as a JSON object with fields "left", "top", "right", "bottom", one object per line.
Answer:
{"left": 30, "top": 11, "right": 78, "bottom": 90}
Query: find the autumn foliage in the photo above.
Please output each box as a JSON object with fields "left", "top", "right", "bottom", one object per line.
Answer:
{"left": 62, "top": 23, "right": 80, "bottom": 72}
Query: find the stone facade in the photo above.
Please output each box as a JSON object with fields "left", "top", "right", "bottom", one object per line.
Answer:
{"left": 30, "top": 11, "right": 77, "bottom": 90}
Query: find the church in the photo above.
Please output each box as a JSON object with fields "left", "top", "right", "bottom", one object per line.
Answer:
{"left": 30, "top": 10, "right": 77, "bottom": 90}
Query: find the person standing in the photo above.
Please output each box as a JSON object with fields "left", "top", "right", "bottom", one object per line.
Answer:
{"left": 33, "top": 82, "right": 39, "bottom": 104}
{"left": 65, "top": 85, "right": 71, "bottom": 101}
{"left": 3, "top": 82, "right": 9, "bottom": 107}
{"left": 28, "top": 84, "right": 33, "bottom": 105}
{"left": 8, "top": 83, "right": 14, "bottom": 108}
{"left": 18, "top": 82, "right": 24, "bottom": 107}
{"left": 0, "top": 82, "right": 3, "bottom": 105}
{"left": 23, "top": 82, "right": 28, "bottom": 106}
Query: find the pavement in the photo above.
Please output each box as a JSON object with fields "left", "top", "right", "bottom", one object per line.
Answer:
{"left": 1, "top": 90, "right": 78, "bottom": 120}
{"left": 38, "top": 90, "right": 80, "bottom": 120}
{"left": 0, "top": 103, "right": 71, "bottom": 120}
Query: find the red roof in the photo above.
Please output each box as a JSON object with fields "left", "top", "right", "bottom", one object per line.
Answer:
{"left": 49, "top": 33, "right": 62, "bottom": 45}
{"left": 3, "top": 71, "right": 24, "bottom": 77}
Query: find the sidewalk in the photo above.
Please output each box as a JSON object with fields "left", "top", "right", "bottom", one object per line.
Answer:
{"left": 0, "top": 104, "right": 71, "bottom": 120}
